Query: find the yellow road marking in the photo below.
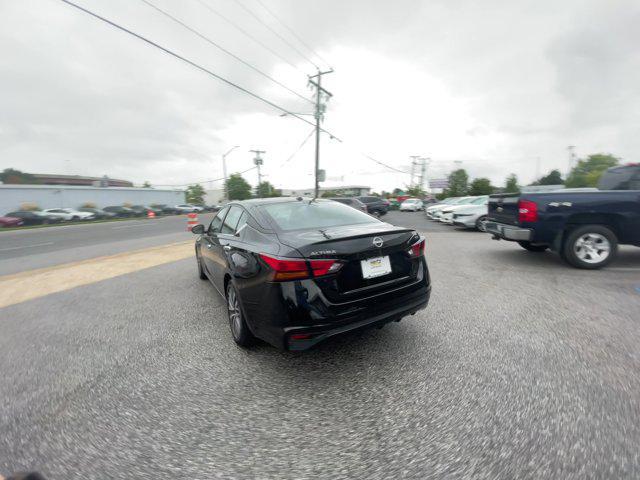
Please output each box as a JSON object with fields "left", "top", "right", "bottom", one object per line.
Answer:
{"left": 0, "top": 241, "right": 194, "bottom": 308}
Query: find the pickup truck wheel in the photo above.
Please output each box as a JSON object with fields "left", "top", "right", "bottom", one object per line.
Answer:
{"left": 563, "top": 225, "right": 617, "bottom": 269}
{"left": 517, "top": 241, "right": 548, "bottom": 252}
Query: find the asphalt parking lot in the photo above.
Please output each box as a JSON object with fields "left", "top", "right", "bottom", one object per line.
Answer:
{"left": 1, "top": 211, "right": 639, "bottom": 479}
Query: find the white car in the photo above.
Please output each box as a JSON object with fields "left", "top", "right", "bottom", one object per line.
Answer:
{"left": 174, "top": 204, "right": 204, "bottom": 213}
{"left": 450, "top": 199, "right": 490, "bottom": 231}
{"left": 41, "top": 208, "right": 95, "bottom": 221}
{"left": 399, "top": 198, "right": 424, "bottom": 211}
{"left": 429, "top": 197, "right": 476, "bottom": 220}
{"left": 425, "top": 197, "right": 461, "bottom": 219}
{"left": 439, "top": 196, "right": 488, "bottom": 225}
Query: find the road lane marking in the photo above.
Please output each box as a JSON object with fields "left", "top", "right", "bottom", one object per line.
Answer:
{"left": 0, "top": 242, "right": 54, "bottom": 252}
{"left": 0, "top": 241, "right": 193, "bottom": 308}
{"left": 111, "top": 223, "right": 151, "bottom": 229}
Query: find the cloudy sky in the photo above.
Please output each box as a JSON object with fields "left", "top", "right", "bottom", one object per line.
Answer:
{"left": 1, "top": 0, "right": 639, "bottom": 192}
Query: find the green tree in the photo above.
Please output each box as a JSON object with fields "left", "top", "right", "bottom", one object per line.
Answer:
{"left": 469, "top": 177, "right": 494, "bottom": 195}
{"left": 225, "top": 173, "right": 252, "bottom": 200}
{"left": 391, "top": 188, "right": 405, "bottom": 196}
{"left": 445, "top": 169, "right": 469, "bottom": 197}
{"left": 256, "top": 181, "right": 280, "bottom": 198}
{"left": 504, "top": 173, "right": 519, "bottom": 193}
{"left": 142, "top": 181, "right": 152, "bottom": 188}
{"left": 0, "top": 168, "right": 37, "bottom": 184}
{"left": 532, "top": 169, "right": 563, "bottom": 186}
{"left": 405, "top": 185, "right": 426, "bottom": 197}
{"left": 565, "top": 153, "right": 619, "bottom": 188}
{"left": 185, "top": 184, "right": 206, "bottom": 204}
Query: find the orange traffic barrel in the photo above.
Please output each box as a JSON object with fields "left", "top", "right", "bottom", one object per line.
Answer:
{"left": 187, "top": 212, "right": 198, "bottom": 231}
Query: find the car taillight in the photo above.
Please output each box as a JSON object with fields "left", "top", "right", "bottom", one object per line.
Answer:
{"left": 259, "top": 254, "right": 342, "bottom": 281}
{"left": 408, "top": 238, "right": 425, "bottom": 258}
{"left": 518, "top": 199, "right": 538, "bottom": 223}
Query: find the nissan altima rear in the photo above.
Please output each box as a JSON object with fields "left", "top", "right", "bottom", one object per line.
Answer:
{"left": 193, "top": 198, "right": 432, "bottom": 351}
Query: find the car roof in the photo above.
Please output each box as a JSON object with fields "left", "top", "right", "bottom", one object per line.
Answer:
{"left": 230, "top": 197, "right": 333, "bottom": 207}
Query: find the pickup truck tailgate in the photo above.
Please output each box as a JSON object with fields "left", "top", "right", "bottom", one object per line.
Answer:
{"left": 488, "top": 193, "right": 520, "bottom": 226}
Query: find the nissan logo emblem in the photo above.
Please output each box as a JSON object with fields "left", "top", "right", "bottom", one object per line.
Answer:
{"left": 373, "top": 236, "right": 384, "bottom": 248}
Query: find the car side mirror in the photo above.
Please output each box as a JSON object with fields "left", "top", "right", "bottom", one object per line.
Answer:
{"left": 191, "top": 224, "right": 205, "bottom": 234}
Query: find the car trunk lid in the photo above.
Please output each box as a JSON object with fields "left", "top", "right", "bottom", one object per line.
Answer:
{"left": 276, "top": 223, "right": 421, "bottom": 301}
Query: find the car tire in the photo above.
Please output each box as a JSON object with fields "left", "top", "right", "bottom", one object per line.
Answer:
{"left": 372, "top": 210, "right": 381, "bottom": 218}
{"left": 475, "top": 215, "right": 488, "bottom": 232}
{"left": 226, "top": 282, "right": 255, "bottom": 347}
{"left": 517, "top": 241, "right": 549, "bottom": 252}
{"left": 196, "top": 250, "right": 207, "bottom": 280}
{"left": 562, "top": 224, "right": 618, "bottom": 269}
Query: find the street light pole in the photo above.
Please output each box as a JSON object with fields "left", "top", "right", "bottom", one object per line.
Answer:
{"left": 222, "top": 145, "right": 239, "bottom": 201}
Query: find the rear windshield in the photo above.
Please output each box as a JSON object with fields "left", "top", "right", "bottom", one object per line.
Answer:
{"left": 597, "top": 165, "right": 640, "bottom": 190}
{"left": 261, "top": 201, "right": 378, "bottom": 231}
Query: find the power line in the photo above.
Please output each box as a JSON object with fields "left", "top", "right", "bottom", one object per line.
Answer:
{"left": 140, "top": 0, "right": 312, "bottom": 105}
{"left": 279, "top": 128, "right": 315, "bottom": 167}
{"left": 231, "top": 0, "right": 319, "bottom": 70}
{"left": 194, "top": 0, "right": 308, "bottom": 76}
{"left": 360, "top": 153, "right": 411, "bottom": 174}
{"left": 154, "top": 165, "right": 257, "bottom": 187}
{"left": 254, "top": 0, "right": 331, "bottom": 69}
{"left": 56, "top": 0, "right": 329, "bottom": 133}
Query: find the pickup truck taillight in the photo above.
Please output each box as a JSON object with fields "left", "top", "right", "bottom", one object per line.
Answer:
{"left": 518, "top": 200, "right": 538, "bottom": 223}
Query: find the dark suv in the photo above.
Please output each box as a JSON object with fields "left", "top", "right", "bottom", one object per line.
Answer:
{"left": 356, "top": 196, "right": 389, "bottom": 217}
{"left": 328, "top": 197, "right": 368, "bottom": 213}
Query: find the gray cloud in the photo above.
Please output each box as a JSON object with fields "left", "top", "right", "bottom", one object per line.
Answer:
{"left": 1, "top": 0, "right": 638, "bottom": 191}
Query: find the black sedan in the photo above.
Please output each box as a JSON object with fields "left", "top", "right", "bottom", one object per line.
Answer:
{"left": 5, "top": 210, "right": 59, "bottom": 225}
{"left": 192, "top": 197, "right": 431, "bottom": 350}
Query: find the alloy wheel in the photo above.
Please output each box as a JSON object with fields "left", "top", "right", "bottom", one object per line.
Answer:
{"left": 227, "top": 285, "right": 242, "bottom": 340}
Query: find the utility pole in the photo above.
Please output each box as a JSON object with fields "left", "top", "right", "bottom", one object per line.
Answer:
{"left": 409, "top": 155, "right": 420, "bottom": 188}
{"left": 251, "top": 149, "right": 265, "bottom": 195}
{"left": 309, "top": 69, "right": 333, "bottom": 198}
{"left": 567, "top": 145, "right": 576, "bottom": 175}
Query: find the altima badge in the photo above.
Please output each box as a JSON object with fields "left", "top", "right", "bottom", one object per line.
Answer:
{"left": 373, "top": 237, "right": 384, "bottom": 248}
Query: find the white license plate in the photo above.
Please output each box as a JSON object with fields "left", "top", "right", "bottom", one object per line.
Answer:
{"left": 361, "top": 255, "right": 392, "bottom": 279}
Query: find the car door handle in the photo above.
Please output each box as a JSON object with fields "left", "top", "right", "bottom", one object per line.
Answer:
{"left": 223, "top": 245, "right": 232, "bottom": 251}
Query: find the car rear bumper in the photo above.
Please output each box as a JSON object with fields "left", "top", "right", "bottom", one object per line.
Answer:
{"left": 485, "top": 221, "right": 531, "bottom": 241}
{"left": 241, "top": 260, "right": 431, "bottom": 351}
{"left": 285, "top": 287, "right": 430, "bottom": 351}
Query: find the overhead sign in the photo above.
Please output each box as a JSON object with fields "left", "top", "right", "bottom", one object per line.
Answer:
{"left": 429, "top": 179, "right": 448, "bottom": 189}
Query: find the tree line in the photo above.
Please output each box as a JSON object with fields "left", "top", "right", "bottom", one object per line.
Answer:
{"left": 433, "top": 153, "right": 619, "bottom": 199}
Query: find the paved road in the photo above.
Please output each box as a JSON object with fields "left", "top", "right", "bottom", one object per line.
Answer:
{"left": 0, "top": 213, "right": 215, "bottom": 275}
{"left": 1, "top": 211, "right": 640, "bottom": 479}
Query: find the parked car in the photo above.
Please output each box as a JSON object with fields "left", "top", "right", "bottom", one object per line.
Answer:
{"left": 425, "top": 197, "right": 460, "bottom": 219}
{"left": 0, "top": 215, "right": 24, "bottom": 228}
{"left": 130, "top": 205, "right": 162, "bottom": 216}
{"left": 174, "top": 204, "right": 204, "bottom": 213}
{"left": 78, "top": 207, "right": 117, "bottom": 219}
{"left": 451, "top": 197, "right": 491, "bottom": 231}
{"left": 440, "top": 196, "right": 488, "bottom": 224}
{"left": 356, "top": 196, "right": 389, "bottom": 217}
{"left": 42, "top": 208, "right": 95, "bottom": 221}
{"left": 485, "top": 164, "right": 640, "bottom": 269}
{"left": 429, "top": 197, "right": 476, "bottom": 220}
{"left": 103, "top": 206, "right": 136, "bottom": 218}
{"left": 328, "top": 197, "right": 368, "bottom": 213}
{"left": 399, "top": 198, "right": 424, "bottom": 212}
{"left": 191, "top": 198, "right": 431, "bottom": 350}
{"left": 4, "top": 211, "right": 59, "bottom": 225}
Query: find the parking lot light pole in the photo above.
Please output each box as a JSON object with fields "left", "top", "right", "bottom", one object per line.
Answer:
{"left": 222, "top": 145, "right": 239, "bottom": 201}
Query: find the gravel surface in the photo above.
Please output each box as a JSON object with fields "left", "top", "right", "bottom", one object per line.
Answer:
{"left": 1, "top": 211, "right": 640, "bottom": 479}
